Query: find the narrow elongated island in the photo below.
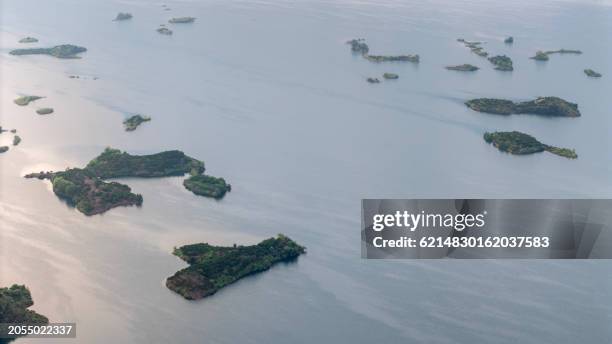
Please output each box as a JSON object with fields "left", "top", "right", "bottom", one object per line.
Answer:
{"left": 347, "top": 38, "right": 419, "bottom": 63}
{"left": 25, "top": 148, "right": 230, "bottom": 215}
{"left": 465, "top": 97, "right": 580, "bottom": 117}
{"left": 446, "top": 64, "right": 479, "bottom": 71}
{"left": 10, "top": 44, "right": 87, "bottom": 58}
{"left": 484, "top": 131, "right": 577, "bottom": 159}
{"left": 166, "top": 235, "right": 305, "bottom": 300}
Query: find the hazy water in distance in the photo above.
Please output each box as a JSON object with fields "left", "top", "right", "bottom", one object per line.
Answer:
{"left": 1, "top": 0, "right": 611, "bottom": 343}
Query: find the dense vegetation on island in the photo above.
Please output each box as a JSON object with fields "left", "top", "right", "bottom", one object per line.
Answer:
{"left": 14, "top": 95, "right": 42, "bottom": 106}
{"left": 383, "top": 73, "right": 399, "bottom": 79}
{"left": 504, "top": 36, "right": 514, "bottom": 44}
{"left": 123, "top": 115, "right": 151, "bottom": 131}
{"left": 446, "top": 64, "right": 479, "bottom": 71}
{"left": 0, "top": 146, "right": 8, "bottom": 154}
{"left": 25, "top": 148, "right": 229, "bottom": 215}
{"left": 169, "top": 17, "right": 196, "bottom": 23}
{"left": 36, "top": 108, "right": 54, "bottom": 115}
{"left": 9, "top": 44, "right": 87, "bottom": 58}
{"left": 18, "top": 37, "right": 38, "bottom": 43}
{"left": 366, "top": 77, "right": 380, "bottom": 84}
{"left": 50, "top": 168, "right": 143, "bottom": 215}
{"left": 347, "top": 39, "right": 419, "bottom": 63}
{"left": 484, "top": 131, "right": 577, "bottom": 159}
{"left": 183, "top": 175, "right": 231, "bottom": 199}
{"left": 488, "top": 55, "right": 513, "bottom": 71}
{"left": 166, "top": 235, "right": 305, "bottom": 300}
{"left": 0, "top": 284, "right": 48, "bottom": 325}
{"left": 466, "top": 97, "right": 580, "bottom": 117}
{"left": 584, "top": 69, "right": 602, "bottom": 78}
{"left": 114, "top": 12, "right": 133, "bottom": 21}
{"left": 13, "top": 136, "right": 21, "bottom": 146}
{"left": 85, "top": 148, "right": 204, "bottom": 178}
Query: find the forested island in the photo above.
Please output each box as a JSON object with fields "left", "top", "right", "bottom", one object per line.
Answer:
{"left": 488, "top": 55, "right": 513, "bottom": 71}
{"left": 0, "top": 146, "right": 8, "bottom": 154}
{"left": 465, "top": 97, "right": 581, "bottom": 117}
{"left": 25, "top": 148, "right": 229, "bottom": 215}
{"left": 183, "top": 175, "right": 231, "bottom": 199}
{"left": 166, "top": 235, "right": 305, "bottom": 300}
{"left": 123, "top": 115, "right": 151, "bottom": 131}
{"left": 9, "top": 44, "right": 87, "bottom": 58}
{"left": 484, "top": 131, "right": 577, "bottom": 159}
{"left": 0, "top": 285, "right": 48, "bottom": 343}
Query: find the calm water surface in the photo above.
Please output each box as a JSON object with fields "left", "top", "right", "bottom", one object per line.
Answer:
{"left": 1, "top": 0, "right": 611, "bottom": 343}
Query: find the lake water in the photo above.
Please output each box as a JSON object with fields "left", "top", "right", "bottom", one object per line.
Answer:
{"left": 1, "top": 0, "right": 611, "bottom": 343}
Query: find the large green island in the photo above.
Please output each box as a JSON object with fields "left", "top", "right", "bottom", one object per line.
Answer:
{"left": 484, "top": 131, "right": 577, "bottom": 159}
{"left": 465, "top": 97, "right": 581, "bottom": 117}
{"left": 0, "top": 285, "right": 48, "bottom": 343}
{"left": 25, "top": 148, "right": 229, "bottom": 215}
{"left": 166, "top": 235, "right": 305, "bottom": 300}
{"left": 9, "top": 44, "right": 87, "bottom": 58}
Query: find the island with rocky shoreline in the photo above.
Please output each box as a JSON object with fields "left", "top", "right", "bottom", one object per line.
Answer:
{"left": 484, "top": 131, "right": 577, "bottom": 159}
{"left": 465, "top": 97, "right": 580, "bottom": 117}
{"left": 166, "top": 234, "right": 305, "bottom": 300}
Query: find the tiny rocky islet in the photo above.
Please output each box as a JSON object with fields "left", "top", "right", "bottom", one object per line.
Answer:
{"left": 114, "top": 12, "right": 133, "bottom": 21}
{"left": 123, "top": 114, "right": 151, "bottom": 131}
{"left": 18, "top": 36, "right": 38, "bottom": 43}
{"left": 36, "top": 107, "right": 54, "bottom": 115}
{"left": 584, "top": 69, "right": 602, "bottom": 78}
